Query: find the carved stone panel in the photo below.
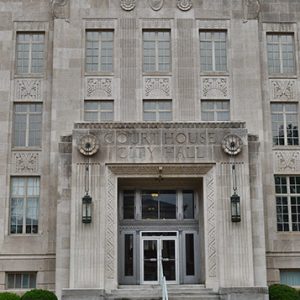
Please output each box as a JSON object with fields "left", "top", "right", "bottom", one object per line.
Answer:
{"left": 177, "top": 0, "right": 193, "bottom": 11}
{"left": 12, "top": 152, "right": 40, "bottom": 174}
{"left": 120, "top": 0, "right": 136, "bottom": 11}
{"left": 85, "top": 77, "right": 113, "bottom": 99}
{"left": 270, "top": 79, "right": 297, "bottom": 101}
{"left": 51, "top": 0, "right": 70, "bottom": 19}
{"left": 274, "top": 151, "right": 300, "bottom": 173}
{"left": 148, "top": 0, "right": 164, "bottom": 10}
{"left": 15, "top": 79, "right": 42, "bottom": 101}
{"left": 201, "top": 77, "right": 229, "bottom": 99}
{"left": 143, "top": 77, "right": 171, "bottom": 99}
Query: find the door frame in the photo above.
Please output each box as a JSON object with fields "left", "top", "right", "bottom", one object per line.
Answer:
{"left": 140, "top": 231, "right": 179, "bottom": 284}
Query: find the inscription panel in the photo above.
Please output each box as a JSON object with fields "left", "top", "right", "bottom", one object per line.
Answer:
{"left": 74, "top": 123, "right": 247, "bottom": 163}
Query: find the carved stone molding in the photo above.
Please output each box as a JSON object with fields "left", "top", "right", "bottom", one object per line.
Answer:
{"left": 13, "top": 152, "right": 40, "bottom": 173}
{"left": 177, "top": 0, "right": 192, "bottom": 11}
{"left": 270, "top": 79, "right": 296, "bottom": 101}
{"left": 274, "top": 151, "right": 300, "bottom": 173}
{"left": 50, "top": 0, "right": 70, "bottom": 19}
{"left": 148, "top": 0, "right": 164, "bottom": 11}
{"left": 201, "top": 77, "right": 229, "bottom": 99}
{"left": 206, "top": 168, "right": 217, "bottom": 277}
{"left": 15, "top": 79, "right": 42, "bottom": 101}
{"left": 105, "top": 168, "right": 116, "bottom": 279}
{"left": 85, "top": 77, "right": 113, "bottom": 99}
{"left": 120, "top": 0, "right": 136, "bottom": 11}
{"left": 143, "top": 77, "right": 171, "bottom": 99}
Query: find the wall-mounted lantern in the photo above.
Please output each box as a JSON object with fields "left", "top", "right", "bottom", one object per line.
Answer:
{"left": 82, "top": 193, "right": 92, "bottom": 223}
{"left": 231, "top": 192, "right": 241, "bottom": 222}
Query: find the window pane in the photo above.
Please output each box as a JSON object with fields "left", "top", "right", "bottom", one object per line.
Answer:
{"left": 124, "top": 234, "right": 134, "bottom": 276}
{"left": 185, "top": 234, "right": 195, "bottom": 276}
{"left": 159, "top": 190, "right": 176, "bottom": 219}
{"left": 142, "top": 191, "right": 159, "bottom": 219}
{"left": 280, "top": 270, "right": 300, "bottom": 286}
{"left": 123, "top": 191, "right": 135, "bottom": 219}
{"left": 183, "top": 191, "right": 194, "bottom": 219}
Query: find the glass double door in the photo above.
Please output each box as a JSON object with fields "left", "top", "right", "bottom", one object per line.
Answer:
{"left": 141, "top": 232, "right": 178, "bottom": 284}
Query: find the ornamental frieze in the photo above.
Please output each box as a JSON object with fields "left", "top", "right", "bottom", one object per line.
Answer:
{"left": 201, "top": 77, "right": 229, "bottom": 99}
{"left": 15, "top": 79, "right": 42, "bottom": 101}
{"left": 143, "top": 77, "right": 171, "bottom": 99}
{"left": 12, "top": 152, "right": 40, "bottom": 173}
{"left": 270, "top": 79, "right": 296, "bottom": 101}
{"left": 85, "top": 77, "right": 113, "bottom": 99}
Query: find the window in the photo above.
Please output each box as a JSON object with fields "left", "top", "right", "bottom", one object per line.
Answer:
{"left": 271, "top": 103, "right": 299, "bottom": 146}
{"left": 143, "top": 31, "right": 171, "bottom": 72}
{"left": 143, "top": 100, "right": 172, "bottom": 121}
{"left": 84, "top": 101, "right": 114, "bottom": 121}
{"left": 86, "top": 30, "right": 113, "bottom": 72}
{"left": 7, "top": 273, "right": 36, "bottom": 289}
{"left": 201, "top": 100, "right": 230, "bottom": 121}
{"left": 13, "top": 103, "right": 42, "bottom": 147}
{"left": 280, "top": 270, "right": 300, "bottom": 286}
{"left": 275, "top": 176, "right": 300, "bottom": 232}
{"left": 10, "top": 177, "right": 40, "bottom": 234}
{"left": 16, "top": 33, "right": 44, "bottom": 74}
{"left": 267, "top": 33, "right": 295, "bottom": 74}
{"left": 200, "top": 31, "right": 227, "bottom": 72}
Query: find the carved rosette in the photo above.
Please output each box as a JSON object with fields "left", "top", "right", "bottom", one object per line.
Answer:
{"left": 148, "top": 0, "right": 164, "bottom": 11}
{"left": 270, "top": 79, "right": 296, "bottom": 101}
{"left": 201, "top": 77, "right": 229, "bottom": 99}
{"left": 144, "top": 77, "right": 171, "bottom": 99}
{"left": 120, "top": 0, "right": 136, "bottom": 11}
{"left": 274, "top": 151, "right": 300, "bottom": 173}
{"left": 78, "top": 135, "right": 99, "bottom": 156}
{"left": 222, "top": 134, "right": 243, "bottom": 156}
{"left": 15, "top": 79, "right": 42, "bottom": 101}
{"left": 13, "top": 152, "right": 40, "bottom": 173}
{"left": 177, "top": 0, "right": 192, "bottom": 11}
{"left": 85, "top": 77, "right": 113, "bottom": 99}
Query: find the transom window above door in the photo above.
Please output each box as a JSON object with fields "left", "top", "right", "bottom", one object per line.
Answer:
{"left": 120, "top": 190, "right": 195, "bottom": 220}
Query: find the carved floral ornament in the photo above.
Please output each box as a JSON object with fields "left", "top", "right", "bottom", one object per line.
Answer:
{"left": 78, "top": 134, "right": 100, "bottom": 156}
{"left": 120, "top": 0, "right": 193, "bottom": 11}
{"left": 222, "top": 134, "right": 243, "bottom": 156}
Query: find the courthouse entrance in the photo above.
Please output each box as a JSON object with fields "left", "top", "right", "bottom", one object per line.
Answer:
{"left": 118, "top": 178, "right": 203, "bottom": 285}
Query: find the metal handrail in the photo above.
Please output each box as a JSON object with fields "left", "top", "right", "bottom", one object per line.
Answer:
{"left": 159, "top": 259, "right": 168, "bottom": 300}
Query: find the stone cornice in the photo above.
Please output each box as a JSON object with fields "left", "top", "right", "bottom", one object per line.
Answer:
{"left": 74, "top": 122, "right": 246, "bottom": 130}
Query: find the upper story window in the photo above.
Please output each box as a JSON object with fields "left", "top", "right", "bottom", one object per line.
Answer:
{"left": 86, "top": 30, "right": 113, "bottom": 72}
{"left": 271, "top": 103, "right": 299, "bottom": 146}
{"left": 267, "top": 33, "right": 296, "bottom": 74}
{"left": 275, "top": 176, "right": 300, "bottom": 232}
{"left": 10, "top": 177, "right": 40, "bottom": 234}
{"left": 7, "top": 272, "right": 37, "bottom": 289}
{"left": 16, "top": 32, "right": 44, "bottom": 74}
{"left": 84, "top": 100, "right": 114, "bottom": 121}
{"left": 143, "top": 100, "right": 172, "bottom": 121}
{"left": 13, "top": 103, "right": 42, "bottom": 148}
{"left": 201, "top": 100, "right": 230, "bottom": 121}
{"left": 143, "top": 31, "right": 171, "bottom": 72}
{"left": 199, "top": 31, "right": 227, "bottom": 72}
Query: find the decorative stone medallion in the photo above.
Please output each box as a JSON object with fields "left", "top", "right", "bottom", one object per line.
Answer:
{"left": 120, "top": 0, "right": 136, "bottom": 11}
{"left": 149, "top": 0, "right": 164, "bottom": 11}
{"left": 177, "top": 0, "right": 192, "bottom": 11}
{"left": 78, "top": 135, "right": 99, "bottom": 156}
{"left": 222, "top": 134, "right": 243, "bottom": 156}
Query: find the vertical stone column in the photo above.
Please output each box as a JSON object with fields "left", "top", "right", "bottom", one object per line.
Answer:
{"left": 217, "top": 161, "right": 255, "bottom": 287}
{"left": 56, "top": 136, "right": 72, "bottom": 299}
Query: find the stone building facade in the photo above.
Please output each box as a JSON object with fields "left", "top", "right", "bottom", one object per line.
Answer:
{"left": 0, "top": 0, "right": 300, "bottom": 299}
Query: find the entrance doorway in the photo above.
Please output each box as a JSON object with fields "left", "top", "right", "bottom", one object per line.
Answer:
{"left": 141, "top": 232, "right": 178, "bottom": 284}
{"left": 118, "top": 178, "right": 204, "bottom": 285}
